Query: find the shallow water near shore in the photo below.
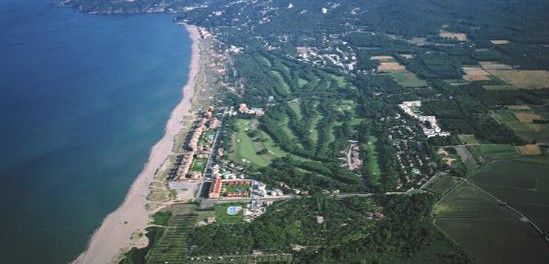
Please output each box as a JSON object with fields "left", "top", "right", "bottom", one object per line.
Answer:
{"left": 0, "top": 0, "right": 191, "bottom": 263}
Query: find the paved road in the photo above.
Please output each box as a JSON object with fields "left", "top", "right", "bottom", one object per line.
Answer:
{"left": 195, "top": 109, "right": 227, "bottom": 199}
{"left": 199, "top": 191, "right": 411, "bottom": 208}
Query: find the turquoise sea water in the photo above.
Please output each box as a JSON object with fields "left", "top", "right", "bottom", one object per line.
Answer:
{"left": 0, "top": 0, "right": 191, "bottom": 263}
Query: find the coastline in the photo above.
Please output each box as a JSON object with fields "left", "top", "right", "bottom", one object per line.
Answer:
{"left": 72, "top": 24, "right": 201, "bottom": 264}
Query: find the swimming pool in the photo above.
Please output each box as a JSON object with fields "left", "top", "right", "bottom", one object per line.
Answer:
{"left": 226, "top": 206, "right": 242, "bottom": 215}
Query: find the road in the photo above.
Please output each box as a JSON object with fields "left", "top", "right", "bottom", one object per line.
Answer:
{"left": 198, "top": 191, "right": 410, "bottom": 208}
{"left": 195, "top": 109, "right": 227, "bottom": 199}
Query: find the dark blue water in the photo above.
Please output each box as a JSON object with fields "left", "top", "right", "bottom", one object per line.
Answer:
{"left": 0, "top": 0, "right": 191, "bottom": 263}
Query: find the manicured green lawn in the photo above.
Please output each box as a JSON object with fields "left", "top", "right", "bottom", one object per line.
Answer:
{"left": 365, "top": 136, "right": 381, "bottom": 186}
{"left": 270, "top": 70, "right": 291, "bottom": 95}
{"left": 215, "top": 204, "right": 244, "bottom": 224}
{"left": 288, "top": 99, "right": 303, "bottom": 120}
{"left": 191, "top": 158, "right": 207, "bottom": 172}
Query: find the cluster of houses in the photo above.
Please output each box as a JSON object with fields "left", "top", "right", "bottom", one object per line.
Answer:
{"left": 346, "top": 141, "right": 363, "bottom": 171}
{"left": 251, "top": 180, "right": 284, "bottom": 198}
{"left": 243, "top": 200, "right": 272, "bottom": 222}
{"left": 295, "top": 44, "right": 357, "bottom": 72}
{"left": 238, "top": 103, "right": 265, "bottom": 116}
{"left": 386, "top": 115, "right": 437, "bottom": 190}
{"left": 399, "top": 101, "right": 450, "bottom": 138}
{"left": 208, "top": 177, "right": 223, "bottom": 199}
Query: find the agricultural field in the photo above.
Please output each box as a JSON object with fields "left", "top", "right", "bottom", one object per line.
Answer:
{"left": 423, "top": 173, "right": 460, "bottom": 195}
{"left": 457, "top": 134, "right": 479, "bottom": 145}
{"left": 487, "top": 70, "right": 549, "bottom": 90}
{"left": 146, "top": 214, "right": 197, "bottom": 263}
{"left": 433, "top": 181, "right": 549, "bottom": 264}
{"left": 492, "top": 109, "right": 549, "bottom": 143}
{"left": 471, "top": 157, "right": 549, "bottom": 234}
{"left": 372, "top": 55, "right": 426, "bottom": 87}
{"left": 383, "top": 71, "right": 427, "bottom": 88}
{"left": 462, "top": 66, "right": 490, "bottom": 81}
{"left": 466, "top": 144, "right": 519, "bottom": 164}
{"left": 517, "top": 144, "right": 542, "bottom": 156}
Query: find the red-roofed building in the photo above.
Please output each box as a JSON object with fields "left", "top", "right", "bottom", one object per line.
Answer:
{"left": 209, "top": 176, "right": 222, "bottom": 199}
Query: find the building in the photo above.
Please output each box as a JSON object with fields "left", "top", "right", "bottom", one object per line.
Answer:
{"left": 209, "top": 176, "right": 222, "bottom": 199}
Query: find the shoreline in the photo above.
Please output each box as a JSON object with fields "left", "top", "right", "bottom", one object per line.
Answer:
{"left": 72, "top": 24, "right": 201, "bottom": 264}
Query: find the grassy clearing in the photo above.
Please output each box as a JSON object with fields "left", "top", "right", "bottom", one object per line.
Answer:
{"left": 298, "top": 77, "right": 309, "bottom": 88}
{"left": 309, "top": 112, "right": 322, "bottom": 144}
{"left": 457, "top": 134, "right": 479, "bottom": 145}
{"left": 191, "top": 158, "right": 207, "bottom": 172}
{"left": 270, "top": 70, "right": 291, "bottom": 95}
{"left": 231, "top": 119, "right": 307, "bottom": 167}
{"left": 483, "top": 84, "right": 515, "bottom": 90}
{"left": 279, "top": 114, "right": 302, "bottom": 148}
{"left": 335, "top": 99, "right": 354, "bottom": 113}
{"left": 232, "top": 119, "right": 271, "bottom": 167}
{"left": 384, "top": 71, "right": 427, "bottom": 87}
{"left": 329, "top": 74, "right": 348, "bottom": 87}
{"left": 288, "top": 99, "right": 303, "bottom": 120}
{"left": 365, "top": 136, "right": 381, "bottom": 183}
{"left": 215, "top": 204, "right": 244, "bottom": 224}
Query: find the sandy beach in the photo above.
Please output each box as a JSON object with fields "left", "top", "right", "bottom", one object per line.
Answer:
{"left": 72, "top": 24, "right": 201, "bottom": 264}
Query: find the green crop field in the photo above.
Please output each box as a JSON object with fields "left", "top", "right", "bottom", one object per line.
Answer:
{"left": 146, "top": 214, "right": 197, "bottom": 263}
{"left": 466, "top": 144, "right": 519, "bottom": 163}
{"left": 433, "top": 181, "right": 549, "bottom": 264}
{"left": 471, "top": 157, "right": 549, "bottom": 234}
{"left": 457, "top": 134, "right": 479, "bottom": 145}
{"left": 492, "top": 109, "right": 549, "bottom": 143}
{"left": 384, "top": 71, "right": 427, "bottom": 88}
{"left": 423, "top": 174, "right": 460, "bottom": 195}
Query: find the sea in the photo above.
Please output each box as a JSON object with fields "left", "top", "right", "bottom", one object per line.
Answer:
{"left": 0, "top": 0, "right": 191, "bottom": 263}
